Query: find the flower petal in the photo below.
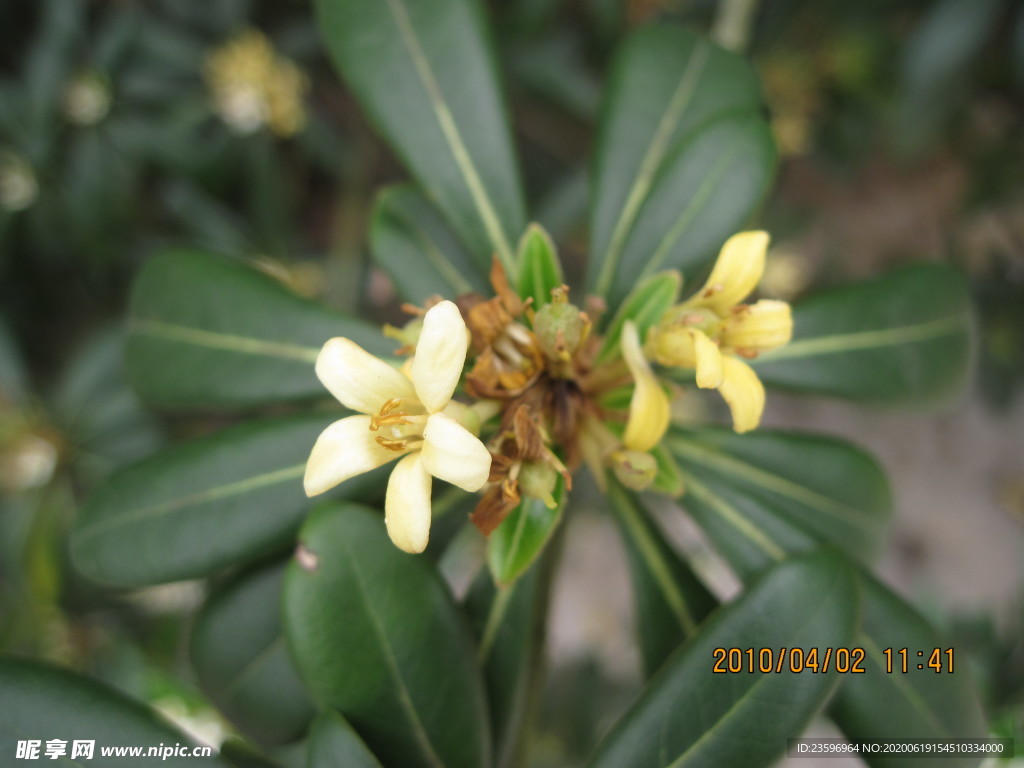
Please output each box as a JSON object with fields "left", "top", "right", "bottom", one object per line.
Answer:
{"left": 687, "top": 231, "right": 769, "bottom": 314}
{"left": 385, "top": 453, "right": 432, "bottom": 553}
{"left": 316, "top": 337, "right": 415, "bottom": 414}
{"left": 411, "top": 300, "right": 469, "bottom": 413}
{"left": 691, "top": 329, "right": 724, "bottom": 389}
{"left": 721, "top": 299, "right": 793, "bottom": 353}
{"left": 420, "top": 412, "right": 491, "bottom": 491}
{"left": 303, "top": 415, "right": 399, "bottom": 496}
{"left": 719, "top": 356, "right": 765, "bottom": 434}
{"left": 621, "top": 320, "right": 670, "bottom": 452}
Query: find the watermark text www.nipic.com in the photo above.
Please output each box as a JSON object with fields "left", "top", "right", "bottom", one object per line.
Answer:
{"left": 15, "top": 740, "right": 215, "bottom": 760}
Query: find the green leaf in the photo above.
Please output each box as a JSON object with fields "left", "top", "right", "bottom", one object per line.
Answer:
{"left": 191, "top": 561, "right": 314, "bottom": 748}
{"left": 50, "top": 326, "right": 162, "bottom": 483}
{"left": 588, "top": 26, "right": 771, "bottom": 307}
{"left": 316, "top": 0, "right": 526, "bottom": 272}
{"left": 895, "top": 0, "right": 1003, "bottom": 153}
{"left": 488, "top": 475, "right": 566, "bottom": 585}
{"left": 0, "top": 656, "right": 231, "bottom": 767}
{"left": 668, "top": 427, "right": 891, "bottom": 580}
{"left": 597, "top": 271, "right": 681, "bottom": 363}
{"left": 608, "top": 482, "right": 717, "bottom": 677}
{"left": 306, "top": 711, "right": 385, "bottom": 768}
{"left": 0, "top": 317, "right": 28, "bottom": 404}
{"left": 464, "top": 562, "right": 550, "bottom": 768}
{"left": 284, "top": 502, "right": 490, "bottom": 768}
{"left": 587, "top": 550, "right": 859, "bottom": 768}
{"left": 830, "top": 570, "right": 987, "bottom": 768}
{"left": 752, "top": 264, "right": 973, "bottom": 404}
{"left": 71, "top": 414, "right": 385, "bottom": 587}
{"left": 221, "top": 739, "right": 287, "bottom": 768}
{"left": 126, "top": 250, "right": 389, "bottom": 409}
{"left": 516, "top": 223, "right": 564, "bottom": 307}
{"left": 370, "top": 185, "right": 489, "bottom": 303}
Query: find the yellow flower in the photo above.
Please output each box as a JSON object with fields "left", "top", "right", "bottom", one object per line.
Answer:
{"left": 621, "top": 320, "right": 670, "bottom": 452}
{"left": 649, "top": 231, "right": 793, "bottom": 433}
{"left": 204, "top": 29, "right": 307, "bottom": 137}
{"left": 304, "top": 301, "right": 492, "bottom": 553}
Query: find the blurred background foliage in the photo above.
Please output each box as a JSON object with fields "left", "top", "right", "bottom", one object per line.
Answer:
{"left": 1, "top": 0, "right": 1022, "bottom": 763}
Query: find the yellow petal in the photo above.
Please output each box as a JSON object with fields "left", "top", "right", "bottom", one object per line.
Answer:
{"left": 621, "top": 320, "right": 670, "bottom": 452}
{"left": 721, "top": 299, "right": 793, "bottom": 353}
{"left": 420, "top": 412, "right": 491, "bottom": 491}
{"left": 385, "top": 453, "right": 432, "bottom": 554}
{"left": 691, "top": 329, "right": 724, "bottom": 389}
{"left": 316, "top": 337, "right": 415, "bottom": 415}
{"left": 411, "top": 300, "right": 469, "bottom": 413}
{"left": 303, "top": 415, "right": 398, "bottom": 496}
{"left": 719, "top": 357, "right": 765, "bottom": 434}
{"left": 687, "top": 231, "right": 769, "bottom": 314}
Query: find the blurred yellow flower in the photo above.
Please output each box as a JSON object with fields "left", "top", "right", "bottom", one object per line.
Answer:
{"left": 649, "top": 231, "right": 793, "bottom": 433}
{"left": 204, "top": 29, "right": 307, "bottom": 137}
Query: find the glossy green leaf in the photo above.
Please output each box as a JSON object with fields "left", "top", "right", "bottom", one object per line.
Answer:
{"left": 126, "top": 250, "right": 388, "bottom": 409}
{"left": 608, "top": 482, "right": 717, "bottom": 677}
{"left": 588, "top": 26, "right": 770, "bottom": 306}
{"left": 753, "top": 264, "right": 973, "bottom": 404}
{"left": 597, "top": 271, "right": 681, "bottom": 363}
{"left": 284, "top": 502, "right": 490, "bottom": 768}
{"left": 488, "top": 475, "right": 566, "bottom": 586}
{"left": 191, "top": 561, "right": 314, "bottom": 747}
{"left": 668, "top": 427, "right": 891, "bottom": 580}
{"left": 220, "top": 740, "right": 287, "bottom": 768}
{"left": 371, "top": 185, "right": 488, "bottom": 303}
{"left": 649, "top": 443, "right": 685, "bottom": 497}
{"left": 71, "top": 414, "right": 385, "bottom": 587}
{"left": 895, "top": 0, "right": 1003, "bottom": 153}
{"left": 588, "top": 550, "right": 858, "bottom": 768}
{"left": 464, "top": 562, "right": 550, "bottom": 768}
{"left": 0, "top": 317, "right": 27, "bottom": 404}
{"left": 516, "top": 223, "right": 564, "bottom": 307}
{"left": 316, "top": 0, "right": 526, "bottom": 271}
{"left": 50, "top": 326, "right": 162, "bottom": 484}
{"left": 830, "top": 570, "right": 987, "bottom": 768}
{"left": 306, "top": 711, "right": 384, "bottom": 768}
{"left": 0, "top": 657, "right": 231, "bottom": 767}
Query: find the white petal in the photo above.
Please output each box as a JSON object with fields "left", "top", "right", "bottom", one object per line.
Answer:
{"left": 385, "top": 453, "right": 432, "bottom": 554}
{"left": 420, "top": 412, "right": 491, "bottom": 491}
{"left": 303, "top": 415, "right": 399, "bottom": 496}
{"left": 316, "top": 337, "right": 415, "bottom": 415}
{"left": 410, "top": 300, "right": 469, "bottom": 413}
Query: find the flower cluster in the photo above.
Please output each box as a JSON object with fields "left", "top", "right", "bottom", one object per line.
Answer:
{"left": 305, "top": 230, "right": 792, "bottom": 552}
{"left": 204, "top": 29, "right": 307, "bottom": 137}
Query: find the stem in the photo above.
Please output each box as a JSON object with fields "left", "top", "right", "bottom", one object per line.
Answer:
{"left": 711, "top": 0, "right": 761, "bottom": 54}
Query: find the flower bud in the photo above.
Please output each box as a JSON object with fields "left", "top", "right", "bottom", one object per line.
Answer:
{"left": 533, "top": 293, "right": 587, "bottom": 366}
{"left": 518, "top": 460, "right": 558, "bottom": 508}
{"left": 610, "top": 450, "right": 657, "bottom": 491}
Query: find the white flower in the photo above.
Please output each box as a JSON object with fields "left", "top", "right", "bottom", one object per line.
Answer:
{"left": 304, "top": 301, "right": 491, "bottom": 553}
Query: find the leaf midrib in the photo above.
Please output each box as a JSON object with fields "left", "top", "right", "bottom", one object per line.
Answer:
{"left": 666, "top": 564, "right": 848, "bottom": 768}
{"left": 132, "top": 319, "right": 320, "bottom": 363}
{"left": 339, "top": 534, "right": 447, "bottom": 768}
{"left": 677, "top": 469, "right": 786, "bottom": 563}
{"left": 594, "top": 40, "right": 711, "bottom": 297}
{"left": 670, "top": 436, "right": 881, "bottom": 532}
{"left": 75, "top": 464, "right": 306, "bottom": 543}
{"left": 753, "top": 315, "right": 967, "bottom": 363}
{"left": 383, "top": 0, "right": 516, "bottom": 272}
